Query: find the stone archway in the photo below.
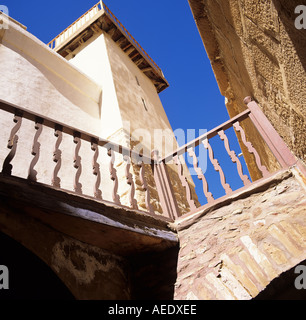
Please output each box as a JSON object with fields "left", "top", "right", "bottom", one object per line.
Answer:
{"left": 0, "top": 231, "right": 75, "bottom": 300}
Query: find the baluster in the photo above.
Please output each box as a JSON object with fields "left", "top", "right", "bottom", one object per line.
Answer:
{"left": 187, "top": 147, "right": 214, "bottom": 204}
{"left": 91, "top": 138, "right": 102, "bottom": 200}
{"left": 2, "top": 110, "right": 23, "bottom": 176}
{"left": 151, "top": 149, "right": 180, "bottom": 219}
{"left": 218, "top": 129, "right": 251, "bottom": 186}
{"left": 202, "top": 138, "right": 232, "bottom": 195}
{"left": 139, "top": 161, "right": 154, "bottom": 214}
{"left": 173, "top": 154, "right": 197, "bottom": 211}
{"left": 73, "top": 131, "right": 82, "bottom": 194}
{"left": 124, "top": 155, "right": 138, "bottom": 210}
{"left": 233, "top": 121, "right": 270, "bottom": 178}
{"left": 108, "top": 148, "right": 121, "bottom": 205}
{"left": 52, "top": 124, "right": 63, "bottom": 188}
{"left": 28, "top": 117, "right": 43, "bottom": 182}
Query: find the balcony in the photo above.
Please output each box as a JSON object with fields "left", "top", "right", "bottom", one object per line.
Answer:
{"left": 1, "top": 96, "right": 302, "bottom": 224}
{"left": 1, "top": 3, "right": 305, "bottom": 300}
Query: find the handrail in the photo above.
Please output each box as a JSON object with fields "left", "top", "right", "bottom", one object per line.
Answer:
{"left": 0, "top": 99, "right": 152, "bottom": 164}
{"left": 1, "top": 97, "right": 298, "bottom": 220}
{"left": 161, "top": 109, "right": 251, "bottom": 163}
{"left": 159, "top": 97, "right": 303, "bottom": 217}
{"left": 0, "top": 100, "right": 161, "bottom": 219}
{"left": 47, "top": 2, "right": 102, "bottom": 49}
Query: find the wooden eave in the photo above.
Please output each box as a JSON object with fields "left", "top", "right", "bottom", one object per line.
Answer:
{"left": 50, "top": 11, "right": 169, "bottom": 93}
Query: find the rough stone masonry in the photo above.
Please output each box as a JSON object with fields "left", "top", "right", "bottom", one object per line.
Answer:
{"left": 173, "top": 169, "right": 306, "bottom": 299}
{"left": 188, "top": 0, "right": 306, "bottom": 180}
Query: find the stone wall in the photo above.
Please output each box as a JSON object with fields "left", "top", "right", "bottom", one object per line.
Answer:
{"left": 0, "top": 171, "right": 180, "bottom": 300}
{"left": 188, "top": 0, "right": 306, "bottom": 180}
{"left": 174, "top": 169, "right": 306, "bottom": 299}
{"left": 0, "top": 200, "right": 131, "bottom": 300}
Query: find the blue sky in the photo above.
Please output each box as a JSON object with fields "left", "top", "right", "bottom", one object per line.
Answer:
{"left": 5, "top": 0, "right": 250, "bottom": 204}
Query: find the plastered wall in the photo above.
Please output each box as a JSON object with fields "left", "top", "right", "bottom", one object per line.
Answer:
{"left": 0, "top": 17, "right": 102, "bottom": 135}
{"left": 0, "top": 16, "right": 198, "bottom": 215}
{"left": 68, "top": 30, "right": 198, "bottom": 213}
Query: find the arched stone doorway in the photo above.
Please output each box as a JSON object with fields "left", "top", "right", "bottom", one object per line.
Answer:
{"left": 0, "top": 231, "right": 75, "bottom": 300}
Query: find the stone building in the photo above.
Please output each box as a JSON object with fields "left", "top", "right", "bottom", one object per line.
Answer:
{"left": 188, "top": 0, "right": 306, "bottom": 180}
{"left": 0, "top": 1, "right": 305, "bottom": 300}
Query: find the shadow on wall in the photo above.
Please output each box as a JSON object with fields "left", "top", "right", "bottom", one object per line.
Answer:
{"left": 129, "top": 245, "right": 180, "bottom": 300}
{"left": 1, "top": 23, "right": 101, "bottom": 120}
{"left": 254, "top": 259, "right": 306, "bottom": 300}
{"left": 0, "top": 231, "right": 75, "bottom": 300}
{"left": 20, "top": 52, "right": 101, "bottom": 119}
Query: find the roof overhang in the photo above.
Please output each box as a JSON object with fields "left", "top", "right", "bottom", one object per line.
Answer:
{"left": 47, "top": 2, "right": 169, "bottom": 93}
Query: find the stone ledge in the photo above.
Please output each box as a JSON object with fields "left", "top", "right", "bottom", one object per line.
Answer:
{"left": 173, "top": 169, "right": 293, "bottom": 232}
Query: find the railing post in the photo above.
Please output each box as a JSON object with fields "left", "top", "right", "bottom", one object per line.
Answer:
{"left": 151, "top": 150, "right": 180, "bottom": 220}
{"left": 244, "top": 96, "right": 298, "bottom": 170}
{"left": 2, "top": 109, "right": 23, "bottom": 176}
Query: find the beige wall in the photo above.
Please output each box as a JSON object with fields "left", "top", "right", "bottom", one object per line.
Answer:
{"left": 68, "top": 29, "right": 197, "bottom": 213}
{"left": 104, "top": 32, "right": 178, "bottom": 158}
{"left": 0, "top": 18, "right": 110, "bottom": 198}
{"left": 0, "top": 19, "right": 131, "bottom": 205}
{"left": 69, "top": 31, "right": 179, "bottom": 159}
{"left": 68, "top": 33, "right": 123, "bottom": 140}
{"left": 0, "top": 16, "right": 102, "bottom": 135}
{"left": 188, "top": 0, "right": 306, "bottom": 180}
{"left": 0, "top": 16, "right": 197, "bottom": 215}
